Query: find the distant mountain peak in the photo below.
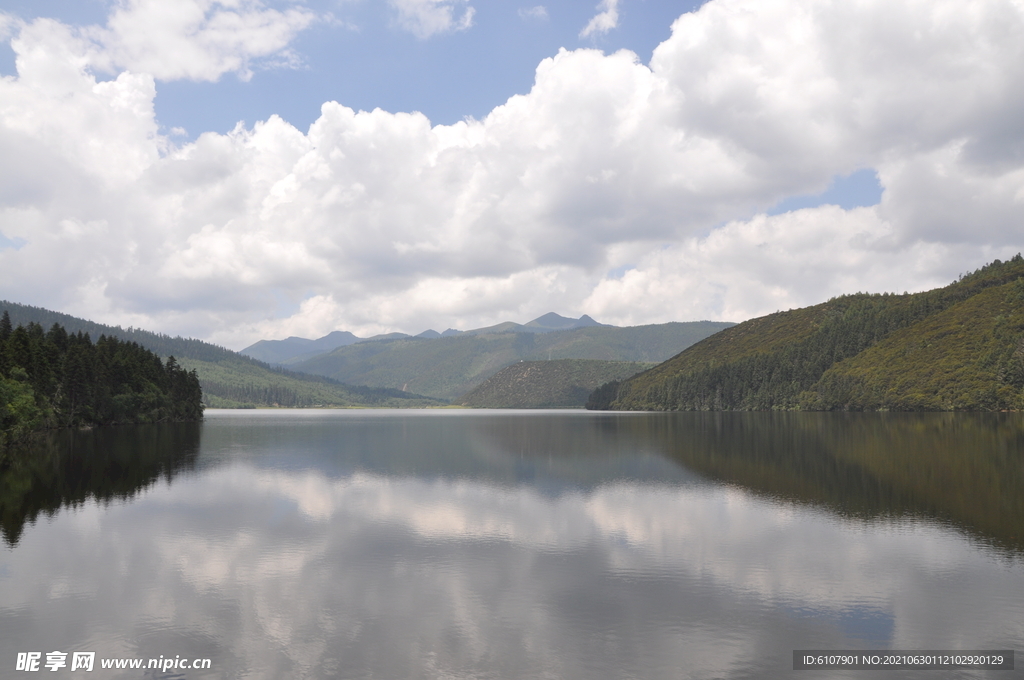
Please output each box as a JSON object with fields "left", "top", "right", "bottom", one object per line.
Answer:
{"left": 527, "top": 312, "right": 572, "bottom": 326}
{"left": 241, "top": 329, "right": 360, "bottom": 364}
{"left": 319, "top": 330, "right": 358, "bottom": 342}
{"left": 524, "top": 312, "right": 605, "bottom": 331}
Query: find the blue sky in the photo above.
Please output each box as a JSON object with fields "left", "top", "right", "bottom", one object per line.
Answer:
{"left": 0, "top": 0, "right": 1020, "bottom": 346}
{"left": 1, "top": 1, "right": 697, "bottom": 134}
{"left": 768, "top": 170, "right": 882, "bottom": 216}
{"left": 156, "top": 0, "right": 694, "bottom": 135}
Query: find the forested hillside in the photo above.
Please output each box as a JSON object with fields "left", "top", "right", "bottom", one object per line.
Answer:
{"left": 1, "top": 315, "right": 203, "bottom": 447}
{"left": 293, "top": 321, "right": 732, "bottom": 401}
{"left": 0, "top": 301, "right": 444, "bottom": 409}
{"left": 592, "top": 256, "right": 1024, "bottom": 412}
{"left": 458, "top": 359, "right": 653, "bottom": 408}
{"left": 1, "top": 302, "right": 235, "bottom": 362}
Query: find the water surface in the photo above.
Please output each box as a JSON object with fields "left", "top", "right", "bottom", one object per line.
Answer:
{"left": 1, "top": 410, "right": 1021, "bottom": 679}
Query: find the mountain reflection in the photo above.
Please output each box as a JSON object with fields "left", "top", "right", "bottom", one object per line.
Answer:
{"left": 205, "top": 410, "right": 1024, "bottom": 553}
{"left": 634, "top": 412, "right": 1024, "bottom": 554}
{"left": 0, "top": 422, "right": 201, "bottom": 545}
{"left": 2, "top": 411, "right": 1021, "bottom": 554}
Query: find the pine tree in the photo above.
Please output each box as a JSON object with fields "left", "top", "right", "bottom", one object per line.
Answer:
{"left": 2, "top": 321, "right": 203, "bottom": 444}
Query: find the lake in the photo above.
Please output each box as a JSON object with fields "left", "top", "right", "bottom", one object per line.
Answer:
{"left": 1, "top": 409, "right": 1022, "bottom": 678}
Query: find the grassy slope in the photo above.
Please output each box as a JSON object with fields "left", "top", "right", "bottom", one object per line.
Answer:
{"left": 293, "top": 321, "right": 733, "bottom": 401}
{"left": 458, "top": 359, "right": 654, "bottom": 408}
{"left": 0, "top": 301, "right": 444, "bottom": 408}
{"left": 604, "top": 256, "right": 1024, "bottom": 411}
{"left": 291, "top": 334, "right": 518, "bottom": 401}
{"left": 177, "top": 356, "right": 445, "bottom": 408}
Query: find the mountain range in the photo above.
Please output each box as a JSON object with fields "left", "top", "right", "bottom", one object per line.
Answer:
{"left": 240, "top": 313, "right": 609, "bottom": 366}
{"left": 0, "top": 304, "right": 732, "bottom": 407}
{"left": 279, "top": 318, "right": 734, "bottom": 401}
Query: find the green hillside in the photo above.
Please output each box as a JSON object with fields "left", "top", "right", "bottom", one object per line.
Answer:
{"left": 0, "top": 301, "right": 444, "bottom": 409}
{"left": 292, "top": 321, "right": 733, "bottom": 401}
{"left": 2, "top": 318, "right": 204, "bottom": 447}
{"left": 458, "top": 359, "right": 653, "bottom": 408}
{"left": 593, "top": 256, "right": 1024, "bottom": 412}
{"left": 808, "top": 281, "right": 1024, "bottom": 410}
{"left": 176, "top": 356, "right": 444, "bottom": 408}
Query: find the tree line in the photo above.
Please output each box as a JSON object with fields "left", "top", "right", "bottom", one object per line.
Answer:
{"left": 1, "top": 311, "right": 203, "bottom": 447}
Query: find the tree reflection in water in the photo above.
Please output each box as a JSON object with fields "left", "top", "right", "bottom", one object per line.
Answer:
{"left": 0, "top": 422, "right": 201, "bottom": 545}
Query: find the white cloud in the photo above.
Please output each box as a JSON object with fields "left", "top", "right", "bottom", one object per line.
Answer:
{"left": 1, "top": 0, "right": 1024, "bottom": 346}
{"left": 389, "top": 0, "right": 475, "bottom": 39}
{"left": 2, "top": 19, "right": 162, "bottom": 185}
{"left": 0, "top": 12, "right": 21, "bottom": 42}
{"left": 581, "top": 206, "right": 1011, "bottom": 326}
{"left": 580, "top": 0, "right": 619, "bottom": 38}
{"left": 34, "top": 0, "right": 319, "bottom": 83}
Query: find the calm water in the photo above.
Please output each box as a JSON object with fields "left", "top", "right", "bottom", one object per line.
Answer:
{"left": 1, "top": 410, "right": 1022, "bottom": 679}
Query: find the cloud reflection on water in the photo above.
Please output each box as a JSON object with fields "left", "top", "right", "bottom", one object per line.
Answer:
{"left": 0, "top": 411, "right": 1022, "bottom": 679}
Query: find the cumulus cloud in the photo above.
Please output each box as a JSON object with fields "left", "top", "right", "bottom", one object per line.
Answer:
{"left": 389, "top": 0, "right": 475, "bottom": 39}
{"left": 580, "top": 0, "right": 619, "bottom": 38}
{"left": 1, "top": 0, "right": 1024, "bottom": 346}
{"left": 582, "top": 206, "right": 990, "bottom": 326}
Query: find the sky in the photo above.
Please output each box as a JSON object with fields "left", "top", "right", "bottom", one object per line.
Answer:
{"left": 0, "top": 0, "right": 1022, "bottom": 350}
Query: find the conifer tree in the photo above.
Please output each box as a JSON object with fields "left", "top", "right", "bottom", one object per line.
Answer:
{"left": 1, "top": 320, "right": 203, "bottom": 446}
